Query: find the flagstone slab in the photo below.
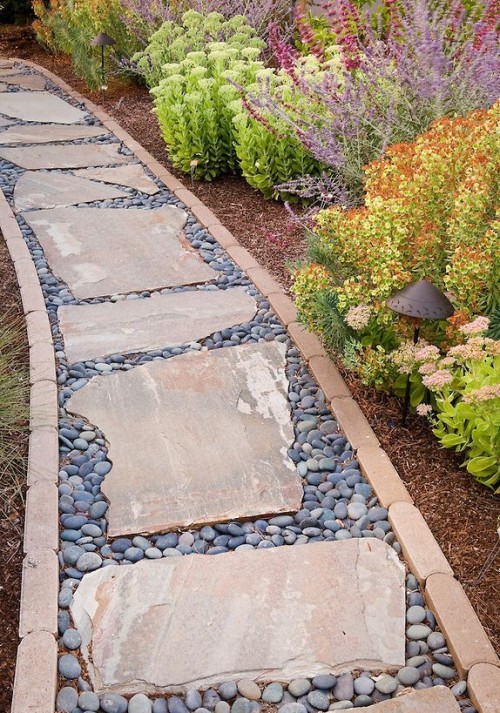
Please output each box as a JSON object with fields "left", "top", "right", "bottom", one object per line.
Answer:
{"left": 1, "top": 74, "right": 46, "bottom": 90}
{"left": 14, "top": 171, "right": 130, "bottom": 211}
{"left": 0, "top": 83, "right": 6, "bottom": 92}
{"left": 0, "top": 68, "right": 25, "bottom": 77}
{"left": 0, "top": 143, "right": 130, "bottom": 170}
{"left": 0, "top": 91, "right": 87, "bottom": 123}
{"left": 22, "top": 206, "right": 215, "bottom": 298}
{"left": 350, "top": 687, "right": 460, "bottom": 712}
{"left": 71, "top": 539, "right": 406, "bottom": 694}
{"left": 0, "top": 123, "right": 108, "bottom": 145}
{"left": 75, "top": 164, "right": 159, "bottom": 195}
{"left": 0, "top": 116, "right": 14, "bottom": 127}
{"left": 59, "top": 287, "right": 256, "bottom": 362}
{"left": 67, "top": 342, "right": 302, "bottom": 536}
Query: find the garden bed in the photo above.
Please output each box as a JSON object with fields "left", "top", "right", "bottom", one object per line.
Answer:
{"left": 1, "top": 20, "right": 498, "bottom": 665}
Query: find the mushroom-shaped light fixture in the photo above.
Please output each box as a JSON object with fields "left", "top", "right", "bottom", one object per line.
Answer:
{"left": 387, "top": 279, "right": 455, "bottom": 424}
{"left": 92, "top": 32, "right": 116, "bottom": 101}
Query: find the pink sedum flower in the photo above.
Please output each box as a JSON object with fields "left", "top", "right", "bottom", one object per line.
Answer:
{"left": 463, "top": 384, "right": 500, "bottom": 403}
{"left": 414, "top": 344, "right": 440, "bottom": 362}
{"left": 345, "top": 304, "right": 372, "bottom": 330}
{"left": 422, "top": 369, "right": 453, "bottom": 390}
{"left": 459, "top": 316, "right": 490, "bottom": 335}
{"left": 416, "top": 403, "right": 433, "bottom": 416}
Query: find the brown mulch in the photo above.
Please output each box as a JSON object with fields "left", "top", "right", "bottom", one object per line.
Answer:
{"left": 0, "top": 230, "right": 29, "bottom": 712}
{"left": 0, "top": 22, "right": 498, "bottom": 684}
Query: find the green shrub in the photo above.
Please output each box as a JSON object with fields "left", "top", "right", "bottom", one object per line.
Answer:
{"left": 32, "top": 0, "right": 139, "bottom": 89}
{"left": 132, "top": 10, "right": 265, "bottom": 88}
{"left": 230, "top": 68, "right": 323, "bottom": 199}
{"left": 151, "top": 41, "right": 265, "bottom": 179}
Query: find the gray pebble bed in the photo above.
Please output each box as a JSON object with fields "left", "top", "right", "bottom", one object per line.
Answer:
{"left": 1, "top": 65, "right": 477, "bottom": 713}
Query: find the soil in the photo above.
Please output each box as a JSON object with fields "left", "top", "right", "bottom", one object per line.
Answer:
{"left": 0, "top": 229, "right": 29, "bottom": 712}
{"left": 0, "top": 24, "right": 498, "bottom": 703}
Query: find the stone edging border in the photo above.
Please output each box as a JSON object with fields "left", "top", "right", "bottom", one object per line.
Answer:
{"left": 5, "top": 58, "right": 499, "bottom": 713}
{"left": 0, "top": 187, "right": 59, "bottom": 711}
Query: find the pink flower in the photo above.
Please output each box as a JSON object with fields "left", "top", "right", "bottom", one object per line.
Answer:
{"left": 459, "top": 316, "right": 490, "bottom": 335}
{"left": 422, "top": 369, "right": 453, "bottom": 390}
{"left": 463, "top": 384, "right": 500, "bottom": 403}
{"left": 416, "top": 403, "right": 433, "bottom": 416}
{"left": 419, "top": 361, "right": 436, "bottom": 375}
{"left": 414, "top": 344, "right": 440, "bottom": 362}
{"left": 345, "top": 304, "right": 372, "bottom": 330}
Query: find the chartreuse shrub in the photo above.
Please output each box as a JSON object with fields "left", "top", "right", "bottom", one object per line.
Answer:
{"left": 151, "top": 41, "right": 265, "bottom": 180}
{"left": 149, "top": 12, "right": 321, "bottom": 190}
{"left": 292, "top": 104, "right": 500, "bottom": 487}
{"left": 32, "top": 0, "right": 139, "bottom": 89}
{"left": 131, "top": 11, "right": 265, "bottom": 89}
{"left": 230, "top": 66, "right": 323, "bottom": 199}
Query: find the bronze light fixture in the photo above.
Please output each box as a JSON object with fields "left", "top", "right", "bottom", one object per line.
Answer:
{"left": 92, "top": 32, "right": 116, "bottom": 102}
{"left": 387, "top": 279, "right": 455, "bottom": 425}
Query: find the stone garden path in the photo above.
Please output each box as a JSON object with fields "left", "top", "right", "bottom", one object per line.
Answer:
{"left": 0, "top": 61, "right": 470, "bottom": 713}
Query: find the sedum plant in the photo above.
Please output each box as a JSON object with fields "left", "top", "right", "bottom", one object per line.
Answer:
{"left": 131, "top": 10, "right": 265, "bottom": 88}
{"left": 415, "top": 318, "right": 500, "bottom": 492}
{"left": 151, "top": 42, "right": 265, "bottom": 179}
{"left": 230, "top": 66, "right": 323, "bottom": 199}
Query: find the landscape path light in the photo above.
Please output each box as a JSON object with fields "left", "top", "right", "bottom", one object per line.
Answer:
{"left": 387, "top": 279, "right": 455, "bottom": 425}
{"left": 92, "top": 32, "right": 116, "bottom": 103}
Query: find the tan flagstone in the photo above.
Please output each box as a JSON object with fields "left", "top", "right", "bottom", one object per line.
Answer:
{"left": 0, "top": 143, "right": 130, "bottom": 170}
{"left": 22, "top": 206, "right": 215, "bottom": 298}
{"left": 71, "top": 539, "right": 405, "bottom": 694}
{"left": 59, "top": 287, "right": 256, "bottom": 362}
{"left": 74, "top": 164, "right": 159, "bottom": 195}
{"left": 0, "top": 124, "right": 108, "bottom": 145}
{"left": 66, "top": 342, "right": 302, "bottom": 536}
{"left": 0, "top": 91, "right": 87, "bottom": 123}
{"left": 347, "top": 688, "right": 460, "bottom": 712}
{"left": 0, "top": 68, "right": 25, "bottom": 77}
{"left": 14, "top": 171, "right": 129, "bottom": 211}
{"left": 2, "top": 74, "right": 46, "bottom": 90}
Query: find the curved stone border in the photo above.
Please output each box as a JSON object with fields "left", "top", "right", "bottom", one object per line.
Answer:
{"left": 0, "top": 188, "right": 59, "bottom": 712}
{"left": 6, "top": 58, "right": 500, "bottom": 713}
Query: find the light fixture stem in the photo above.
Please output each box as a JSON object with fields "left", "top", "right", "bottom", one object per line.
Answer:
{"left": 402, "top": 324, "right": 421, "bottom": 425}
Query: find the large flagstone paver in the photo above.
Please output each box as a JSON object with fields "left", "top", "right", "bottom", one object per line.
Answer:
{"left": 59, "top": 287, "right": 256, "bottom": 362}
{"left": 71, "top": 539, "right": 406, "bottom": 694}
{"left": 1, "top": 74, "right": 46, "bottom": 90}
{"left": 14, "top": 171, "right": 130, "bottom": 211}
{"left": 0, "top": 123, "right": 108, "bottom": 145}
{"left": 0, "top": 91, "right": 87, "bottom": 123}
{"left": 0, "top": 143, "right": 130, "bottom": 169}
{"left": 347, "top": 687, "right": 460, "bottom": 712}
{"left": 22, "top": 206, "right": 215, "bottom": 298}
{"left": 67, "top": 342, "right": 302, "bottom": 536}
{"left": 0, "top": 67, "right": 25, "bottom": 77}
{"left": 75, "top": 164, "right": 160, "bottom": 195}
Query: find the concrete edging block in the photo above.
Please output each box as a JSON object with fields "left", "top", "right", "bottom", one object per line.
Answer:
{"left": 357, "top": 446, "right": 413, "bottom": 508}
{"left": 425, "top": 573, "right": 500, "bottom": 677}
{"left": 23, "top": 482, "right": 59, "bottom": 554}
{"left": 467, "top": 663, "right": 500, "bottom": 713}
{"left": 388, "top": 502, "right": 451, "bottom": 584}
{"left": 19, "top": 548, "right": 59, "bottom": 636}
{"left": 10, "top": 631, "right": 57, "bottom": 713}
{"left": 329, "top": 397, "right": 380, "bottom": 450}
